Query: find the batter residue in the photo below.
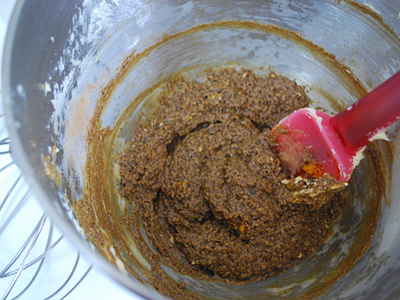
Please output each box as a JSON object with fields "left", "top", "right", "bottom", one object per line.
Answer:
{"left": 119, "top": 67, "right": 346, "bottom": 282}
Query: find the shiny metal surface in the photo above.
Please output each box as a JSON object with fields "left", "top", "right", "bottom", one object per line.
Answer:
{"left": 0, "top": 2, "right": 143, "bottom": 299}
{"left": 2, "top": 0, "right": 400, "bottom": 299}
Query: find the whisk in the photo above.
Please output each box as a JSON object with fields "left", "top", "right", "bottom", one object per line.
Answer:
{"left": 0, "top": 110, "right": 93, "bottom": 300}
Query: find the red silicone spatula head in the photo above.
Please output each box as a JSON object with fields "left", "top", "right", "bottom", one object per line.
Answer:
{"left": 272, "top": 108, "right": 356, "bottom": 182}
{"left": 272, "top": 71, "right": 400, "bottom": 183}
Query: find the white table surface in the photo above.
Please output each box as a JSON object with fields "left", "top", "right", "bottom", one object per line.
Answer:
{"left": 0, "top": 1, "right": 144, "bottom": 299}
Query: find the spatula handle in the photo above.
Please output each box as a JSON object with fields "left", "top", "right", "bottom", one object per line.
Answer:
{"left": 330, "top": 71, "right": 400, "bottom": 154}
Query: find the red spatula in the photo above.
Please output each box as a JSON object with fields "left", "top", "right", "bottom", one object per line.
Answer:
{"left": 272, "top": 71, "right": 400, "bottom": 183}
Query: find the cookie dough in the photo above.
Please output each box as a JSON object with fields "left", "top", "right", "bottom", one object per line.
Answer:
{"left": 118, "top": 67, "right": 346, "bottom": 282}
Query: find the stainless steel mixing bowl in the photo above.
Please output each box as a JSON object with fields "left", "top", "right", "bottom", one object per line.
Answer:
{"left": 3, "top": 0, "right": 400, "bottom": 299}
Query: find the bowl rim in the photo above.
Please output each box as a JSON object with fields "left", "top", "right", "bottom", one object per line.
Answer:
{"left": 1, "top": 1, "right": 167, "bottom": 299}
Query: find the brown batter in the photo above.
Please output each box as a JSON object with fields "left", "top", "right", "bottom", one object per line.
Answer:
{"left": 119, "top": 67, "right": 346, "bottom": 282}
{"left": 68, "top": 21, "right": 386, "bottom": 300}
